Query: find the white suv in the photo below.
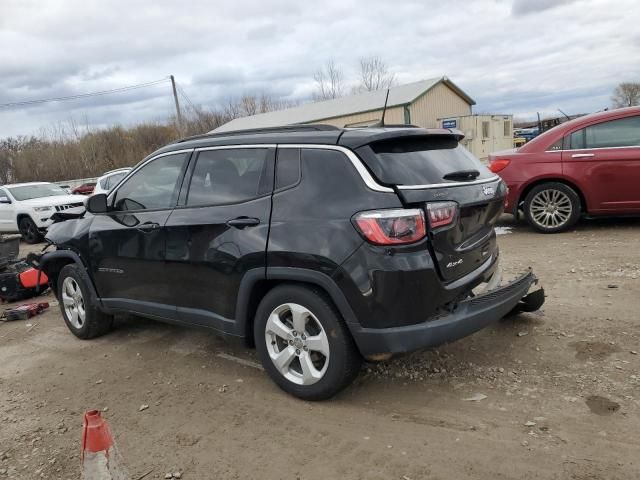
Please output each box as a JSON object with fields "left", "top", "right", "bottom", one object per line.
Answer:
{"left": 93, "top": 168, "right": 132, "bottom": 195}
{"left": 0, "top": 182, "right": 86, "bottom": 243}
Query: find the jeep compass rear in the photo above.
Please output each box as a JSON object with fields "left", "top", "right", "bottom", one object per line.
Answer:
{"left": 37, "top": 125, "right": 543, "bottom": 400}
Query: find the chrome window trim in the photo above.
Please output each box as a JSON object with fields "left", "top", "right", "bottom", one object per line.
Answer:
{"left": 107, "top": 148, "right": 195, "bottom": 203}
{"left": 544, "top": 144, "right": 640, "bottom": 153}
{"left": 396, "top": 176, "right": 501, "bottom": 190}
{"left": 277, "top": 144, "right": 394, "bottom": 193}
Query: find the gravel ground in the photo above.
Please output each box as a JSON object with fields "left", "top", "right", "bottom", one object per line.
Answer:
{"left": 1, "top": 215, "right": 639, "bottom": 479}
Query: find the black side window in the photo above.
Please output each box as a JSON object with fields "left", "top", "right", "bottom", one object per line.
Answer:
{"left": 113, "top": 153, "right": 188, "bottom": 211}
{"left": 186, "top": 149, "right": 270, "bottom": 206}
{"left": 584, "top": 116, "right": 640, "bottom": 148}
{"left": 275, "top": 148, "right": 301, "bottom": 189}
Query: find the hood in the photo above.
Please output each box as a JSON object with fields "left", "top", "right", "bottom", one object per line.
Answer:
{"left": 45, "top": 214, "right": 93, "bottom": 246}
{"left": 20, "top": 195, "right": 86, "bottom": 207}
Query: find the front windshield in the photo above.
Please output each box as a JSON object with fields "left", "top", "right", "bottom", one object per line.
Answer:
{"left": 9, "top": 184, "right": 68, "bottom": 201}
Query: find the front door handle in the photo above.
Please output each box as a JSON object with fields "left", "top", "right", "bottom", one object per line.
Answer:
{"left": 136, "top": 221, "right": 160, "bottom": 232}
{"left": 571, "top": 153, "right": 595, "bottom": 158}
{"left": 226, "top": 217, "right": 260, "bottom": 229}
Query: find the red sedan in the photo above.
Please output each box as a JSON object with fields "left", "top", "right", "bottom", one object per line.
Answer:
{"left": 71, "top": 182, "right": 96, "bottom": 195}
{"left": 489, "top": 106, "right": 640, "bottom": 233}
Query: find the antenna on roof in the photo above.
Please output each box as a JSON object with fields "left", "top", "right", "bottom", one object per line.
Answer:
{"left": 380, "top": 89, "right": 390, "bottom": 126}
{"left": 369, "top": 89, "right": 390, "bottom": 128}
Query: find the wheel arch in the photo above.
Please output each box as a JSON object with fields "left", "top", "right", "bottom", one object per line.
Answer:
{"left": 40, "top": 250, "right": 101, "bottom": 304}
{"left": 236, "top": 267, "right": 359, "bottom": 347}
{"left": 518, "top": 177, "right": 587, "bottom": 213}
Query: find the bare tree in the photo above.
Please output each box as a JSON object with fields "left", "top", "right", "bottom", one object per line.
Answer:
{"left": 612, "top": 82, "right": 640, "bottom": 108}
{"left": 356, "top": 56, "right": 395, "bottom": 93}
{"left": 313, "top": 60, "right": 345, "bottom": 101}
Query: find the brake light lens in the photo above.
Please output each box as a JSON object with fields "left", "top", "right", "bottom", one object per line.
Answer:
{"left": 489, "top": 158, "right": 511, "bottom": 173}
{"left": 353, "top": 209, "right": 426, "bottom": 245}
{"left": 426, "top": 201, "right": 458, "bottom": 228}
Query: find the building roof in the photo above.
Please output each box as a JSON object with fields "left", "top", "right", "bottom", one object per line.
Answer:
{"left": 213, "top": 76, "right": 475, "bottom": 133}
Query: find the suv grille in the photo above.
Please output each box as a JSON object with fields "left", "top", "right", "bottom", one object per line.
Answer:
{"left": 54, "top": 202, "right": 84, "bottom": 212}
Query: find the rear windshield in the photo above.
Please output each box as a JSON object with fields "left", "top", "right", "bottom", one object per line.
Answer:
{"left": 363, "top": 136, "right": 493, "bottom": 186}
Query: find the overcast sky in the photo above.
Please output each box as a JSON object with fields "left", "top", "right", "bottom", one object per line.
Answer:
{"left": 1, "top": 0, "right": 639, "bottom": 138}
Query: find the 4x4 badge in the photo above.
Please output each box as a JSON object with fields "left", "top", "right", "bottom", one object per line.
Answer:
{"left": 482, "top": 186, "right": 495, "bottom": 196}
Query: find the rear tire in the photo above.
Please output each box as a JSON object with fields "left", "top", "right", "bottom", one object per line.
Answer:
{"left": 19, "top": 216, "right": 42, "bottom": 244}
{"left": 523, "top": 182, "right": 581, "bottom": 233}
{"left": 57, "top": 264, "right": 113, "bottom": 339}
{"left": 254, "top": 285, "right": 362, "bottom": 400}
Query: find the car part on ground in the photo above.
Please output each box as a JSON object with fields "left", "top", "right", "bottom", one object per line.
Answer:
{"left": 38, "top": 125, "right": 544, "bottom": 400}
{"left": 0, "top": 260, "right": 49, "bottom": 302}
{"left": 0, "top": 235, "right": 21, "bottom": 269}
{"left": 1, "top": 302, "right": 49, "bottom": 322}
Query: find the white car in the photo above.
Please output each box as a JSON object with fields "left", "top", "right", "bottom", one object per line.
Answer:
{"left": 93, "top": 168, "right": 132, "bottom": 195}
{"left": 0, "top": 182, "right": 86, "bottom": 243}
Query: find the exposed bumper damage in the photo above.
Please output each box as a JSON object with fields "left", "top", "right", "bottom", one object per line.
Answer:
{"left": 350, "top": 268, "right": 545, "bottom": 360}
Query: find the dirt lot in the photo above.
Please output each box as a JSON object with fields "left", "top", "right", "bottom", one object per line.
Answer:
{"left": 1, "top": 216, "right": 639, "bottom": 480}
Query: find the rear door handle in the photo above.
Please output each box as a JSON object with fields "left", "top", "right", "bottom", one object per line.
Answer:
{"left": 571, "top": 153, "right": 595, "bottom": 158}
{"left": 136, "top": 221, "right": 160, "bottom": 232}
{"left": 226, "top": 217, "right": 260, "bottom": 229}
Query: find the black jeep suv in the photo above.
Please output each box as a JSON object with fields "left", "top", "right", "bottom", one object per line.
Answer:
{"left": 37, "top": 125, "right": 543, "bottom": 400}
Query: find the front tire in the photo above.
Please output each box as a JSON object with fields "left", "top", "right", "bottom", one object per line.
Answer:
{"left": 19, "top": 216, "right": 42, "bottom": 244}
{"left": 523, "top": 182, "right": 581, "bottom": 233}
{"left": 254, "top": 285, "right": 362, "bottom": 400}
{"left": 57, "top": 264, "right": 113, "bottom": 339}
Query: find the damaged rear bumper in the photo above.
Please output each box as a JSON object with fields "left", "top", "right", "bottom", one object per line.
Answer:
{"left": 350, "top": 270, "right": 544, "bottom": 360}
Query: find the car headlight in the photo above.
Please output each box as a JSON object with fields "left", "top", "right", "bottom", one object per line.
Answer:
{"left": 33, "top": 206, "right": 52, "bottom": 212}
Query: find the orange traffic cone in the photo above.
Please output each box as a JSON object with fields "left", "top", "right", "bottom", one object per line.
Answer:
{"left": 81, "top": 410, "right": 130, "bottom": 480}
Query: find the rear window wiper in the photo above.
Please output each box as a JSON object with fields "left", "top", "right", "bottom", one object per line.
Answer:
{"left": 443, "top": 169, "right": 480, "bottom": 181}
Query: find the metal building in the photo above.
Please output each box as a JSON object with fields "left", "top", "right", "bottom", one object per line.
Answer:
{"left": 439, "top": 114, "right": 514, "bottom": 162}
{"left": 214, "top": 76, "right": 474, "bottom": 133}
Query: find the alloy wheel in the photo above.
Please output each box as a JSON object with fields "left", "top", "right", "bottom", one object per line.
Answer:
{"left": 61, "top": 277, "right": 86, "bottom": 329}
{"left": 264, "top": 303, "right": 330, "bottom": 386}
{"left": 529, "top": 189, "right": 573, "bottom": 229}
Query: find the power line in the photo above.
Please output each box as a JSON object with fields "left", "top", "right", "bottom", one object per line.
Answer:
{"left": 176, "top": 83, "right": 197, "bottom": 111}
{"left": 0, "top": 77, "right": 171, "bottom": 109}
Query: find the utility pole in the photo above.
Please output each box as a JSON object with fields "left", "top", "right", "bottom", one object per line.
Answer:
{"left": 170, "top": 75, "right": 183, "bottom": 132}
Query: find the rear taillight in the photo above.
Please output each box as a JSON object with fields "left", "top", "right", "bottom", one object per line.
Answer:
{"left": 426, "top": 201, "right": 458, "bottom": 228}
{"left": 353, "top": 209, "right": 426, "bottom": 245}
{"left": 489, "top": 158, "right": 511, "bottom": 173}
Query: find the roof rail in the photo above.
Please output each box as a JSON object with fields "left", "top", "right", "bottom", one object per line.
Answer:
{"left": 176, "top": 124, "right": 341, "bottom": 143}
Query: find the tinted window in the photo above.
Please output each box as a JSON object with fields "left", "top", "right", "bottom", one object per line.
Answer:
{"left": 367, "top": 136, "right": 493, "bottom": 185}
{"left": 584, "top": 116, "right": 640, "bottom": 148}
{"left": 106, "top": 171, "right": 128, "bottom": 190}
{"left": 276, "top": 148, "right": 301, "bottom": 189}
{"left": 569, "top": 129, "right": 585, "bottom": 149}
{"left": 113, "top": 153, "right": 187, "bottom": 211}
{"left": 186, "top": 149, "right": 269, "bottom": 206}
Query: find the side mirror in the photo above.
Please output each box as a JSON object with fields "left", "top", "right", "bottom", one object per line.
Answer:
{"left": 86, "top": 194, "right": 108, "bottom": 214}
{"left": 0, "top": 196, "right": 11, "bottom": 204}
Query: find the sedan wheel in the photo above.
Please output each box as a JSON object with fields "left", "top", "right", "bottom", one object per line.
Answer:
{"left": 524, "top": 182, "right": 581, "bottom": 233}
{"left": 529, "top": 189, "right": 573, "bottom": 229}
{"left": 61, "top": 277, "right": 86, "bottom": 329}
{"left": 264, "top": 303, "right": 330, "bottom": 386}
